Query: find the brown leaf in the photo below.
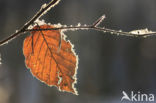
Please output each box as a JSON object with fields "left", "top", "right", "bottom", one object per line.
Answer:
{"left": 23, "top": 25, "right": 78, "bottom": 95}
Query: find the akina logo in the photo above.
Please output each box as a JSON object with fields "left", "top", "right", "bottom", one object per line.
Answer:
{"left": 121, "top": 91, "right": 154, "bottom": 102}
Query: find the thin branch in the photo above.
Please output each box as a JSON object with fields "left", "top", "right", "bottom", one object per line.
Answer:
{"left": 26, "top": 15, "right": 156, "bottom": 38}
{"left": 92, "top": 15, "right": 105, "bottom": 27}
{"left": 1, "top": 0, "right": 156, "bottom": 46}
{"left": 0, "top": 0, "right": 60, "bottom": 46}
{"left": 25, "top": 25, "right": 138, "bottom": 37}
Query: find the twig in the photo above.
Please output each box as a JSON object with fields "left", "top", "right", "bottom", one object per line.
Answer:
{"left": 92, "top": 15, "right": 105, "bottom": 27}
{"left": 26, "top": 15, "right": 156, "bottom": 38}
{"left": 0, "top": 0, "right": 156, "bottom": 46}
{"left": 0, "top": 0, "right": 60, "bottom": 46}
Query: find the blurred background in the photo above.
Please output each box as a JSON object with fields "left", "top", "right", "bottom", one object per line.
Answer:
{"left": 0, "top": 0, "right": 156, "bottom": 103}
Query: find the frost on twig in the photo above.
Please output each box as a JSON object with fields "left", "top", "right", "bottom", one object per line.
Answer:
{"left": 92, "top": 15, "right": 106, "bottom": 27}
{"left": 0, "top": 0, "right": 60, "bottom": 46}
{"left": 1, "top": 0, "right": 156, "bottom": 47}
{"left": 130, "top": 28, "right": 156, "bottom": 36}
{"left": 25, "top": 14, "right": 156, "bottom": 38}
{"left": 28, "top": 19, "right": 46, "bottom": 29}
{"left": 39, "top": 0, "right": 61, "bottom": 18}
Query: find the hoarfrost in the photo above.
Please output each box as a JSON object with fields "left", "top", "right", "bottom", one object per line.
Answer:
{"left": 77, "top": 23, "right": 81, "bottom": 27}
{"left": 130, "top": 28, "right": 155, "bottom": 35}
{"left": 41, "top": 3, "right": 47, "bottom": 9}
{"left": 39, "top": 0, "right": 61, "bottom": 18}
{"left": 28, "top": 19, "right": 46, "bottom": 29}
{"left": 94, "top": 15, "right": 106, "bottom": 27}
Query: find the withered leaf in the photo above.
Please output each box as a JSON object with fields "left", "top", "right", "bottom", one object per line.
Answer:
{"left": 23, "top": 25, "right": 78, "bottom": 95}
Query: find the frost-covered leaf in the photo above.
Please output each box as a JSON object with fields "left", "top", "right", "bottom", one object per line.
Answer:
{"left": 23, "top": 24, "right": 78, "bottom": 95}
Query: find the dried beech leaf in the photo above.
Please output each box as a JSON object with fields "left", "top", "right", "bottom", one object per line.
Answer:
{"left": 23, "top": 25, "right": 78, "bottom": 95}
